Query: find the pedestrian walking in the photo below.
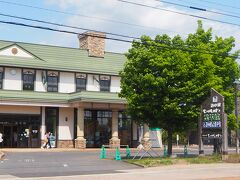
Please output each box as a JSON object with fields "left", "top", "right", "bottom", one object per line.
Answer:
{"left": 41, "top": 132, "right": 49, "bottom": 149}
{"left": 46, "top": 132, "right": 52, "bottom": 149}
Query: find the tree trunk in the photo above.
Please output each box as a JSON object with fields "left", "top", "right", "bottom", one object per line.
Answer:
{"left": 167, "top": 127, "right": 173, "bottom": 156}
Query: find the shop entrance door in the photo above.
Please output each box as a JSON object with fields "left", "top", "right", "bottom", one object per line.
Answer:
{"left": 3, "top": 126, "right": 12, "bottom": 147}
{"left": 118, "top": 112, "right": 132, "bottom": 147}
{"left": 17, "top": 124, "right": 30, "bottom": 148}
{"left": 84, "top": 110, "right": 112, "bottom": 148}
{"left": 1, "top": 125, "right": 18, "bottom": 148}
{"left": 0, "top": 114, "right": 41, "bottom": 148}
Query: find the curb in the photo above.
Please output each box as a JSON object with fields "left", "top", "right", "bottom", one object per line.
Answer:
{"left": 122, "top": 160, "right": 145, "bottom": 168}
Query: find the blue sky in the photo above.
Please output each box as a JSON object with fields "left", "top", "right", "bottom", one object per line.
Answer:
{"left": 0, "top": 0, "right": 239, "bottom": 53}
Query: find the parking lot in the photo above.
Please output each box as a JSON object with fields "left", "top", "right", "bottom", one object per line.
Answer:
{"left": 0, "top": 146, "right": 238, "bottom": 179}
{"left": 0, "top": 149, "right": 140, "bottom": 178}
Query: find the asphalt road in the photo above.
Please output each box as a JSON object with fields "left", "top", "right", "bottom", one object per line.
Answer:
{"left": 0, "top": 151, "right": 140, "bottom": 178}
{"left": 0, "top": 146, "right": 238, "bottom": 179}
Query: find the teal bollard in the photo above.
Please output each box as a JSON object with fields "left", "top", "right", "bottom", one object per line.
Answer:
{"left": 115, "top": 147, "right": 121, "bottom": 161}
{"left": 163, "top": 145, "right": 168, "bottom": 157}
{"left": 100, "top": 146, "right": 106, "bottom": 159}
{"left": 126, "top": 145, "right": 131, "bottom": 158}
{"left": 184, "top": 145, "right": 188, "bottom": 157}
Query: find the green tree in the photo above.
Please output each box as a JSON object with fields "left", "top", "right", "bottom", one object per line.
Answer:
{"left": 119, "top": 21, "right": 239, "bottom": 155}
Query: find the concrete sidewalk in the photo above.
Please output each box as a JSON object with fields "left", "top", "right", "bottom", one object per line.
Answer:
{"left": 1, "top": 148, "right": 89, "bottom": 152}
{"left": 44, "top": 163, "right": 240, "bottom": 180}
{"left": 0, "top": 147, "right": 134, "bottom": 152}
{"left": 0, "top": 163, "right": 239, "bottom": 180}
{"left": 0, "top": 146, "right": 237, "bottom": 156}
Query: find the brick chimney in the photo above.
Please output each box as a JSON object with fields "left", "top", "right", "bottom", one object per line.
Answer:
{"left": 78, "top": 31, "right": 106, "bottom": 58}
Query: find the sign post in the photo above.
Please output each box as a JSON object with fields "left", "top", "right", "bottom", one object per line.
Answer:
{"left": 199, "top": 88, "right": 228, "bottom": 158}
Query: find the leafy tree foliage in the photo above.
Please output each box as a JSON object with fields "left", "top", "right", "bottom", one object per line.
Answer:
{"left": 119, "top": 21, "right": 239, "bottom": 155}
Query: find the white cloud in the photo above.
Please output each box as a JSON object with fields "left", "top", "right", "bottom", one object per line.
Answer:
{"left": 204, "top": 22, "right": 240, "bottom": 50}
{"left": 43, "top": 0, "right": 240, "bottom": 53}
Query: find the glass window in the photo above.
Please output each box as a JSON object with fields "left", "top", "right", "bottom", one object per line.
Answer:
{"left": 118, "top": 112, "right": 131, "bottom": 130}
{"left": 45, "top": 107, "right": 58, "bottom": 147}
{"left": 97, "top": 111, "right": 112, "bottom": 126}
{"left": 23, "top": 70, "right": 35, "bottom": 91}
{"left": 84, "top": 110, "right": 92, "bottom": 118}
{"left": 100, "top": 75, "right": 110, "bottom": 92}
{"left": 84, "top": 110, "right": 112, "bottom": 147}
{"left": 47, "top": 72, "right": 58, "bottom": 92}
{"left": 0, "top": 68, "right": 3, "bottom": 89}
{"left": 76, "top": 73, "right": 86, "bottom": 92}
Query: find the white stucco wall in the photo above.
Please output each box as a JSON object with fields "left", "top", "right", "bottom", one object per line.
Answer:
{"left": 59, "top": 72, "right": 75, "bottom": 93}
{"left": 87, "top": 74, "right": 99, "bottom": 91}
{"left": 4, "top": 68, "right": 22, "bottom": 90}
{"left": 35, "top": 70, "right": 46, "bottom": 92}
{"left": 0, "top": 105, "right": 40, "bottom": 114}
{"left": 58, "top": 107, "right": 74, "bottom": 140}
{"left": 110, "top": 76, "right": 121, "bottom": 93}
{"left": 2, "top": 67, "right": 121, "bottom": 93}
{"left": 0, "top": 45, "right": 33, "bottom": 58}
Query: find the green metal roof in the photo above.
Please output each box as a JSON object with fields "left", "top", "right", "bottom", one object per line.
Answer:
{"left": 0, "top": 90, "right": 125, "bottom": 104}
{"left": 0, "top": 40, "right": 126, "bottom": 75}
{"left": 0, "top": 90, "right": 69, "bottom": 104}
{"left": 69, "top": 91, "right": 126, "bottom": 103}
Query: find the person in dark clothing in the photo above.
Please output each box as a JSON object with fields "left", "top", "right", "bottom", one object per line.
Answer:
{"left": 213, "top": 138, "right": 221, "bottom": 154}
{"left": 46, "top": 132, "right": 52, "bottom": 149}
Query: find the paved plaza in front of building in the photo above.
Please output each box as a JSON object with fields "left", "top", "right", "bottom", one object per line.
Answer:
{"left": 0, "top": 147, "right": 239, "bottom": 179}
{"left": 0, "top": 149, "right": 140, "bottom": 178}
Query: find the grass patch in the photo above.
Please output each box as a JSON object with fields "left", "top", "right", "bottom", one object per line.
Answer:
{"left": 185, "top": 155, "right": 222, "bottom": 164}
{"left": 127, "top": 157, "right": 173, "bottom": 167}
{"left": 225, "top": 154, "right": 240, "bottom": 163}
{"left": 126, "top": 155, "right": 222, "bottom": 167}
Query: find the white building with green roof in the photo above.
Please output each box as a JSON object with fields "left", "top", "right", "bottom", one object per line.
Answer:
{"left": 0, "top": 31, "right": 149, "bottom": 149}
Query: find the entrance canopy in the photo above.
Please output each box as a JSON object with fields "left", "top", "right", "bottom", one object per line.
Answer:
{"left": 0, "top": 90, "right": 126, "bottom": 107}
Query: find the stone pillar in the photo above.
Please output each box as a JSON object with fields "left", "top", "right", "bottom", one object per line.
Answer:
{"left": 75, "top": 107, "right": 86, "bottom": 149}
{"left": 109, "top": 110, "right": 120, "bottom": 148}
{"left": 132, "top": 121, "right": 138, "bottom": 147}
{"left": 141, "top": 124, "right": 151, "bottom": 148}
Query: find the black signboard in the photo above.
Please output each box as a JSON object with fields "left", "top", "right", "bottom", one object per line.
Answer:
{"left": 201, "top": 89, "right": 224, "bottom": 139}
{"left": 199, "top": 88, "right": 228, "bottom": 155}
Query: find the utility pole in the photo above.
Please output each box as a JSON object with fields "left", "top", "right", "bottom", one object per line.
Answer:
{"left": 234, "top": 80, "right": 240, "bottom": 154}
